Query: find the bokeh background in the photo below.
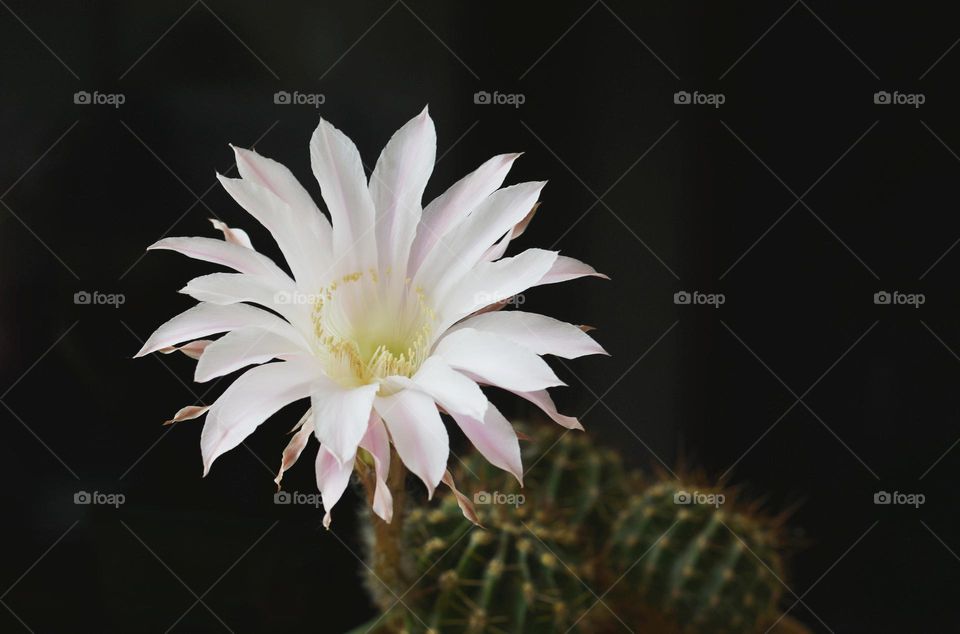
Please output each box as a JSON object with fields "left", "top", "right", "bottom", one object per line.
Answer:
{"left": 2, "top": 1, "right": 959, "bottom": 631}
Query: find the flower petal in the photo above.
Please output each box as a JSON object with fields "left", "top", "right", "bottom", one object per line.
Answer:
{"left": 510, "top": 388, "right": 583, "bottom": 430}
{"left": 536, "top": 255, "right": 609, "bottom": 286}
{"left": 310, "top": 118, "right": 378, "bottom": 272}
{"left": 275, "top": 409, "right": 313, "bottom": 488}
{"left": 434, "top": 327, "right": 564, "bottom": 392}
{"left": 218, "top": 174, "right": 331, "bottom": 289}
{"left": 415, "top": 181, "right": 546, "bottom": 302}
{"left": 311, "top": 381, "right": 380, "bottom": 466}
{"left": 194, "top": 326, "right": 309, "bottom": 382}
{"left": 231, "top": 145, "right": 333, "bottom": 247}
{"left": 438, "top": 248, "right": 558, "bottom": 331}
{"left": 374, "top": 389, "right": 448, "bottom": 498}
{"left": 158, "top": 339, "right": 212, "bottom": 361}
{"left": 179, "top": 272, "right": 311, "bottom": 333}
{"left": 450, "top": 401, "right": 523, "bottom": 484}
{"left": 164, "top": 404, "right": 209, "bottom": 426}
{"left": 135, "top": 303, "right": 286, "bottom": 358}
{"left": 370, "top": 107, "right": 436, "bottom": 271}
{"left": 359, "top": 412, "right": 393, "bottom": 523}
{"left": 441, "top": 470, "right": 482, "bottom": 527}
{"left": 200, "top": 358, "right": 320, "bottom": 475}
{"left": 410, "top": 152, "right": 520, "bottom": 274}
{"left": 316, "top": 444, "right": 355, "bottom": 529}
{"left": 384, "top": 356, "right": 487, "bottom": 420}
{"left": 148, "top": 236, "right": 289, "bottom": 280}
{"left": 452, "top": 311, "right": 606, "bottom": 359}
{"left": 480, "top": 201, "right": 539, "bottom": 262}
{"left": 209, "top": 218, "right": 254, "bottom": 248}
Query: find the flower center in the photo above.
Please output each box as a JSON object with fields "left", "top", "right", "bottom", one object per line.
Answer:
{"left": 310, "top": 270, "right": 435, "bottom": 388}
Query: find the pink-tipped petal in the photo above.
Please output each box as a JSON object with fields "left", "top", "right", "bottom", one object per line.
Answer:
{"left": 441, "top": 470, "right": 482, "bottom": 527}
{"left": 385, "top": 356, "right": 487, "bottom": 420}
{"left": 435, "top": 328, "right": 564, "bottom": 393}
{"left": 275, "top": 410, "right": 313, "bottom": 488}
{"left": 359, "top": 412, "right": 393, "bottom": 523}
{"left": 164, "top": 405, "right": 210, "bottom": 426}
{"left": 536, "top": 255, "right": 609, "bottom": 286}
{"left": 136, "top": 303, "right": 286, "bottom": 358}
{"left": 370, "top": 106, "right": 436, "bottom": 270}
{"left": 511, "top": 388, "right": 583, "bottom": 430}
{"left": 311, "top": 382, "right": 380, "bottom": 466}
{"left": 200, "top": 358, "right": 320, "bottom": 475}
{"left": 194, "top": 326, "right": 308, "bottom": 382}
{"left": 158, "top": 340, "right": 212, "bottom": 361}
{"left": 450, "top": 401, "right": 523, "bottom": 485}
{"left": 438, "top": 248, "right": 558, "bottom": 330}
{"left": 316, "top": 444, "right": 355, "bottom": 529}
{"left": 410, "top": 152, "right": 521, "bottom": 273}
{"left": 452, "top": 311, "right": 606, "bottom": 359}
{"left": 310, "top": 118, "right": 378, "bottom": 273}
{"left": 148, "top": 236, "right": 289, "bottom": 280}
{"left": 209, "top": 218, "right": 253, "bottom": 249}
{"left": 374, "top": 389, "right": 448, "bottom": 498}
{"left": 416, "top": 181, "right": 546, "bottom": 302}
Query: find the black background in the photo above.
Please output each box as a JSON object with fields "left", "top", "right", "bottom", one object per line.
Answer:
{"left": 2, "top": 1, "right": 959, "bottom": 632}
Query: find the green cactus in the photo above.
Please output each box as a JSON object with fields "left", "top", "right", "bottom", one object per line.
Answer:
{"left": 358, "top": 426, "right": 797, "bottom": 634}
{"left": 605, "top": 479, "right": 786, "bottom": 634}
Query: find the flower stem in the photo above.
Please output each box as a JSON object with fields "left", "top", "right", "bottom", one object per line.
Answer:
{"left": 359, "top": 447, "right": 408, "bottom": 626}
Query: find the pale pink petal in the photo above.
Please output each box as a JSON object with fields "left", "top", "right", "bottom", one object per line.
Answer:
{"left": 218, "top": 175, "right": 331, "bottom": 289}
{"left": 384, "top": 356, "right": 487, "bottom": 420}
{"left": 209, "top": 218, "right": 253, "bottom": 249}
{"left": 310, "top": 118, "right": 378, "bottom": 272}
{"left": 275, "top": 410, "right": 313, "bottom": 488}
{"left": 434, "top": 328, "right": 564, "bottom": 392}
{"left": 148, "top": 236, "right": 289, "bottom": 280}
{"left": 164, "top": 405, "right": 209, "bottom": 426}
{"left": 410, "top": 152, "right": 521, "bottom": 273}
{"left": 194, "top": 326, "right": 309, "bottom": 382}
{"left": 231, "top": 145, "right": 333, "bottom": 247}
{"left": 159, "top": 340, "right": 212, "bottom": 361}
{"left": 311, "top": 381, "right": 380, "bottom": 465}
{"left": 450, "top": 401, "right": 523, "bottom": 484}
{"left": 480, "top": 201, "right": 539, "bottom": 262}
{"left": 178, "top": 272, "right": 311, "bottom": 333}
{"left": 374, "top": 389, "right": 448, "bottom": 498}
{"left": 370, "top": 107, "right": 436, "bottom": 270}
{"left": 135, "top": 303, "right": 286, "bottom": 358}
{"left": 437, "top": 248, "right": 558, "bottom": 331}
{"left": 441, "top": 470, "right": 482, "bottom": 527}
{"left": 316, "top": 444, "right": 355, "bottom": 529}
{"left": 510, "top": 388, "right": 583, "bottom": 430}
{"left": 359, "top": 412, "right": 393, "bottom": 523}
{"left": 535, "top": 255, "right": 609, "bottom": 286}
{"left": 452, "top": 311, "right": 606, "bottom": 359}
{"left": 200, "top": 358, "right": 320, "bottom": 475}
{"left": 415, "top": 181, "right": 546, "bottom": 302}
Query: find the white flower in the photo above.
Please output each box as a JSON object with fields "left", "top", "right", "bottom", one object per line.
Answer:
{"left": 137, "top": 107, "right": 606, "bottom": 526}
